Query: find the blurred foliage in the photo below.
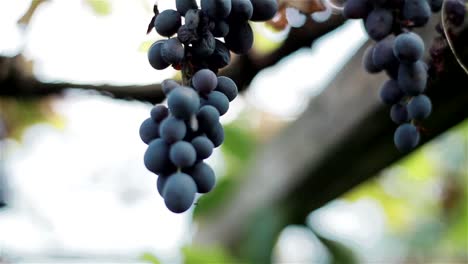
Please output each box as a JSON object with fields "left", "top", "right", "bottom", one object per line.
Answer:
{"left": 182, "top": 245, "right": 238, "bottom": 264}
{"left": 341, "top": 119, "right": 468, "bottom": 262}
{"left": 0, "top": 98, "right": 62, "bottom": 140}
{"left": 313, "top": 232, "right": 359, "bottom": 264}
{"left": 140, "top": 252, "right": 161, "bottom": 264}
{"left": 84, "top": 0, "right": 112, "bottom": 16}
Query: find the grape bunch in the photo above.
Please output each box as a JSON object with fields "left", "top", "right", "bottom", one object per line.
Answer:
{"left": 141, "top": 0, "right": 278, "bottom": 213}
{"left": 343, "top": 0, "right": 441, "bottom": 152}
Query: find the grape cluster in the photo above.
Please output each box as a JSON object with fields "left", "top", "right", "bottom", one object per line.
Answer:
{"left": 343, "top": 0, "right": 441, "bottom": 152}
{"left": 148, "top": 0, "right": 278, "bottom": 73}
{"left": 141, "top": 0, "right": 277, "bottom": 213}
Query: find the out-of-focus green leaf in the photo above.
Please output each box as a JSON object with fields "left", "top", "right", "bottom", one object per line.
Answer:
{"left": 139, "top": 40, "right": 155, "bottom": 53}
{"left": 183, "top": 245, "right": 238, "bottom": 264}
{"left": 193, "top": 176, "right": 234, "bottom": 218}
{"left": 0, "top": 98, "right": 63, "bottom": 140}
{"left": 252, "top": 28, "right": 284, "bottom": 55}
{"left": 140, "top": 252, "right": 161, "bottom": 264}
{"left": 84, "top": 0, "right": 112, "bottom": 16}
{"left": 222, "top": 124, "right": 256, "bottom": 162}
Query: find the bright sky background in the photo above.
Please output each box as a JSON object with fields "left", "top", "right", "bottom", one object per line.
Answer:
{"left": 0, "top": 1, "right": 385, "bottom": 263}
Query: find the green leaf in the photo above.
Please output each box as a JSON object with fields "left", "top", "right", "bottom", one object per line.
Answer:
{"left": 182, "top": 245, "right": 237, "bottom": 264}
{"left": 85, "top": 0, "right": 112, "bottom": 16}
{"left": 140, "top": 252, "right": 161, "bottom": 264}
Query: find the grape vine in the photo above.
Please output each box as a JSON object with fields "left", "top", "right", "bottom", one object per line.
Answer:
{"left": 140, "top": 0, "right": 278, "bottom": 213}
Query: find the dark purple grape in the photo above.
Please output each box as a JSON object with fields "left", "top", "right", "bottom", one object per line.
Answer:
{"left": 148, "top": 41, "right": 170, "bottom": 70}
{"left": 230, "top": 0, "right": 254, "bottom": 21}
{"left": 250, "top": 0, "right": 278, "bottom": 21}
{"left": 394, "top": 123, "right": 420, "bottom": 152}
{"left": 446, "top": 0, "right": 466, "bottom": 26}
{"left": 139, "top": 118, "right": 159, "bottom": 144}
{"left": 154, "top": 9, "right": 182, "bottom": 37}
{"left": 212, "top": 20, "right": 230, "bottom": 37}
{"left": 398, "top": 61, "right": 427, "bottom": 95}
{"left": 216, "top": 76, "right": 238, "bottom": 101}
{"left": 157, "top": 175, "right": 168, "bottom": 197}
{"left": 407, "top": 94, "right": 432, "bottom": 120}
{"left": 393, "top": 32, "right": 424, "bottom": 63}
{"left": 188, "top": 162, "right": 216, "bottom": 193}
{"left": 207, "top": 40, "right": 231, "bottom": 70}
{"left": 176, "top": 0, "right": 198, "bottom": 16}
{"left": 191, "top": 32, "right": 216, "bottom": 58}
{"left": 390, "top": 103, "right": 409, "bottom": 124}
{"left": 177, "top": 25, "right": 198, "bottom": 44}
{"left": 151, "top": 105, "right": 169, "bottom": 123}
{"left": 204, "top": 91, "right": 230, "bottom": 115}
{"left": 161, "top": 79, "right": 179, "bottom": 96}
{"left": 343, "top": 0, "right": 372, "bottom": 19}
{"left": 225, "top": 22, "right": 254, "bottom": 54}
{"left": 184, "top": 9, "right": 201, "bottom": 30}
{"left": 363, "top": 45, "right": 383, "bottom": 73}
{"left": 160, "top": 116, "right": 187, "bottom": 144}
{"left": 161, "top": 38, "right": 185, "bottom": 65}
{"left": 380, "top": 79, "right": 404, "bottom": 105}
{"left": 167, "top": 87, "right": 200, "bottom": 120}
{"left": 201, "top": 0, "right": 232, "bottom": 20}
{"left": 206, "top": 122, "right": 224, "bottom": 147}
{"left": 373, "top": 36, "right": 398, "bottom": 69}
{"left": 365, "top": 8, "right": 393, "bottom": 41}
{"left": 193, "top": 69, "right": 218, "bottom": 94}
{"left": 402, "top": 0, "right": 431, "bottom": 26}
{"left": 170, "top": 141, "right": 197, "bottom": 168}
{"left": 191, "top": 136, "right": 214, "bottom": 160}
{"left": 197, "top": 105, "right": 220, "bottom": 132}
{"left": 144, "top": 138, "right": 174, "bottom": 174}
{"left": 163, "top": 172, "right": 197, "bottom": 213}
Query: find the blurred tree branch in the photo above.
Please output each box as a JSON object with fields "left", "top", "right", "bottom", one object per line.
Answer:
{"left": 0, "top": 16, "right": 345, "bottom": 104}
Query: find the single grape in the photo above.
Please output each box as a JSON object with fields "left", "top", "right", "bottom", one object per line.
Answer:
{"left": 365, "top": 8, "right": 393, "bottom": 41}
{"left": 380, "top": 79, "right": 404, "bottom": 105}
{"left": 229, "top": 0, "right": 254, "bottom": 21}
{"left": 176, "top": 0, "right": 198, "bottom": 16}
{"left": 407, "top": 94, "right": 432, "bottom": 120}
{"left": 160, "top": 116, "right": 187, "bottom": 144}
{"left": 394, "top": 123, "right": 420, "bottom": 152}
{"left": 154, "top": 9, "right": 182, "bottom": 37}
{"left": 151, "top": 105, "right": 169, "bottom": 123}
{"left": 161, "top": 79, "right": 179, "bottom": 96}
{"left": 402, "top": 0, "right": 431, "bottom": 26}
{"left": 161, "top": 38, "right": 185, "bottom": 65}
{"left": 224, "top": 22, "right": 254, "bottom": 55}
{"left": 167, "top": 87, "right": 200, "bottom": 120}
{"left": 343, "top": 0, "right": 372, "bottom": 19}
{"left": 207, "top": 40, "right": 231, "bottom": 70}
{"left": 170, "top": 141, "right": 197, "bottom": 168}
{"left": 148, "top": 41, "right": 170, "bottom": 70}
{"left": 373, "top": 36, "right": 398, "bottom": 69}
{"left": 393, "top": 32, "right": 425, "bottom": 63}
{"left": 191, "top": 32, "right": 216, "bottom": 58}
{"left": 163, "top": 172, "right": 197, "bottom": 213}
{"left": 144, "top": 138, "right": 175, "bottom": 174}
{"left": 206, "top": 122, "right": 224, "bottom": 147}
{"left": 191, "top": 136, "right": 214, "bottom": 160}
{"left": 390, "top": 103, "right": 409, "bottom": 124}
{"left": 216, "top": 76, "right": 238, "bottom": 101}
{"left": 193, "top": 69, "right": 218, "bottom": 94}
{"left": 363, "top": 45, "right": 382, "bottom": 73}
{"left": 201, "top": 0, "right": 232, "bottom": 20}
{"left": 250, "top": 0, "right": 278, "bottom": 21}
{"left": 398, "top": 61, "right": 427, "bottom": 95}
{"left": 177, "top": 25, "right": 198, "bottom": 44}
{"left": 139, "top": 118, "right": 160, "bottom": 144}
{"left": 188, "top": 162, "right": 216, "bottom": 193}
{"left": 197, "top": 105, "right": 220, "bottom": 132}
{"left": 157, "top": 175, "right": 168, "bottom": 197}
{"left": 211, "top": 20, "right": 230, "bottom": 37}
{"left": 446, "top": 0, "right": 466, "bottom": 26}
{"left": 204, "top": 91, "right": 230, "bottom": 115}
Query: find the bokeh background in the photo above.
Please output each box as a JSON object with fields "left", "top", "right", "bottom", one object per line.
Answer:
{"left": 0, "top": 0, "right": 466, "bottom": 263}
